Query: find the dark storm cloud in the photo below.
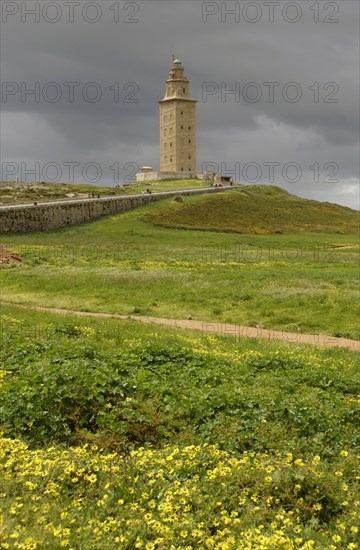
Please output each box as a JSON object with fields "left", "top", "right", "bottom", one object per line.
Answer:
{"left": 1, "top": 0, "right": 359, "bottom": 207}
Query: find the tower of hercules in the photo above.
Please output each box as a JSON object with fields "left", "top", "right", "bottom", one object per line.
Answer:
{"left": 159, "top": 56, "right": 197, "bottom": 174}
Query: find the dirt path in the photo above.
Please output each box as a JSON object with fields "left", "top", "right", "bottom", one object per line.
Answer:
{"left": 1, "top": 301, "right": 359, "bottom": 351}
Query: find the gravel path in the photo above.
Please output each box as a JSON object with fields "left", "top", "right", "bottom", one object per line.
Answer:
{"left": 1, "top": 302, "right": 359, "bottom": 351}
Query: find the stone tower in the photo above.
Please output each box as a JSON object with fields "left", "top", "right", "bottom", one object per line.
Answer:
{"left": 159, "top": 56, "right": 197, "bottom": 174}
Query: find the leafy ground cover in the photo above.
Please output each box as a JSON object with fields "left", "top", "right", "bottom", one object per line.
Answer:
{"left": 1, "top": 187, "right": 359, "bottom": 339}
{"left": 0, "top": 306, "right": 359, "bottom": 549}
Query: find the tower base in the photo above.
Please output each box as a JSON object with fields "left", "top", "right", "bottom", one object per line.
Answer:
{"left": 136, "top": 171, "right": 203, "bottom": 183}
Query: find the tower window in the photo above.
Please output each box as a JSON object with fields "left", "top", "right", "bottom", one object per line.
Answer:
{"left": 183, "top": 88, "right": 186, "bottom": 94}
{"left": 170, "top": 142, "right": 172, "bottom": 147}
{"left": 170, "top": 157, "right": 173, "bottom": 162}
{"left": 181, "top": 111, "right": 183, "bottom": 115}
{"left": 188, "top": 155, "right": 191, "bottom": 159}
{"left": 188, "top": 139, "right": 191, "bottom": 143}
{"left": 189, "top": 168, "right": 191, "bottom": 171}
{"left": 188, "top": 126, "right": 191, "bottom": 130}
{"left": 181, "top": 125, "right": 183, "bottom": 129}
{"left": 181, "top": 168, "right": 184, "bottom": 172}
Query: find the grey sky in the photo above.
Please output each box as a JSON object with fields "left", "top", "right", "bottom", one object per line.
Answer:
{"left": 1, "top": 0, "right": 359, "bottom": 208}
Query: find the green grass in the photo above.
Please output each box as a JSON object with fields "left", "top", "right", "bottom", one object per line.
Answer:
{"left": 144, "top": 185, "right": 360, "bottom": 234}
{"left": 1, "top": 187, "right": 359, "bottom": 339}
{"left": 1, "top": 186, "right": 359, "bottom": 548}
{"left": 0, "top": 179, "right": 211, "bottom": 203}
{"left": 0, "top": 306, "right": 359, "bottom": 548}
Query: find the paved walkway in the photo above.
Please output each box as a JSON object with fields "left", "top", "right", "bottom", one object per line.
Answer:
{"left": 1, "top": 302, "right": 359, "bottom": 351}
{"left": 0, "top": 186, "right": 234, "bottom": 210}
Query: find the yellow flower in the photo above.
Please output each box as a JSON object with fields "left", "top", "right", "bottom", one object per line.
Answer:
{"left": 85, "top": 474, "right": 97, "bottom": 483}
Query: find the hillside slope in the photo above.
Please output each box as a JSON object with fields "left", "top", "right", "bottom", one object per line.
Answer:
{"left": 145, "top": 185, "right": 360, "bottom": 234}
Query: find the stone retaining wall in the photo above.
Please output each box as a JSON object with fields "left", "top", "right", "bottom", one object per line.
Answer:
{"left": 0, "top": 187, "right": 234, "bottom": 234}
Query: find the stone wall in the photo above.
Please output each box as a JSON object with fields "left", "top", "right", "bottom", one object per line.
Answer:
{"left": 0, "top": 187, "right": 234, "bottom": 234}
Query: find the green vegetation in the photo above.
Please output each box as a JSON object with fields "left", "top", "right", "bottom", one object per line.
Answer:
{"left": 0, "top": 306, "right": 359, "bottom": 548}
{"left": 0, "top": 180, "right": 210, "bottom": 203}
{"left": 1, "top": 187, "right": 359, "bottom": 338}
{"left": 144, "top": 186, "right": 360, "bottom": 234}
{"left": 1, "top": 186, "right": 359, "bottom": 548}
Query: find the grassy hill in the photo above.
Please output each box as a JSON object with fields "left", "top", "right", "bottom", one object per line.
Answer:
{"left": 145, "top": 185, "right": 360, "bottom": 234}
{"left": 1, "top": 185, "right": 359, "bottom": 338}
